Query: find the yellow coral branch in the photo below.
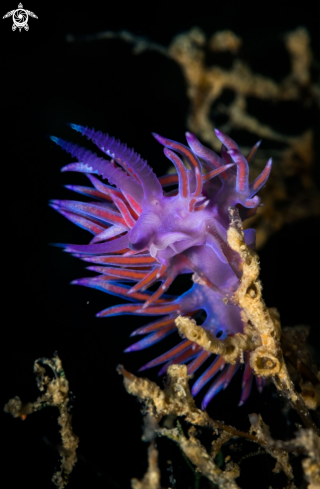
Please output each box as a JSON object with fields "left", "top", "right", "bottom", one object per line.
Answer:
{"left": 175, "top": 315, "right": 259, "bottom": 364}
{"left": 4, "top": 354, "right": 79, "bottom": 489}
{"left": 118, "top": 364, "right": 262, "bottom": 443}
{"left": 131, "top": 441, "right": 163, "bottom": 489}
{"left": 118, "top": 364, "right": 309, "bottom": 487}
{"left": 228, "top": 207, "right": 320, "bottom": 435}
{"left": 175, "top": 207, "right": 320, "bottom": 436}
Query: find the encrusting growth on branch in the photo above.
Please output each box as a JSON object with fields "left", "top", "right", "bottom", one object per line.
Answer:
{"left": 227, "top": 206, "right": 283, "bottom": 378}
{"left": 249, "top": 414, "right": 320, "bottom": 489}
{"left": 117, "top": 363, "right": 265, "bottom": 442}
{"left": 118, "top": 364, "right": 244, "bottom": 488}
{"left": 249, "top": 413, "right": 295, "bottom": 485}
{"left": 175, "top": 207, "right": 320, "bottom": 436}
{"left": 175, "top": 315, "right": 258, "bottom": 365}
{"left": 158, "top": 425, "right": 240, "bottom": 489}
{"left": 227, "top": 207, "right": 320, "bottom": 436}
{"left": 4, "top": 353, "right": 78, "bottom": 489}
{"left": 174, "top": 207, "right": 279, "bottom": 374}
{"left": 118, "top": 363, "right": 319, "bottom": 488}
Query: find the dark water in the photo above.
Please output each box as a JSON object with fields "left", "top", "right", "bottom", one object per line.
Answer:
{"left": 1, "top": 3, "right": 319, "bottom": 488}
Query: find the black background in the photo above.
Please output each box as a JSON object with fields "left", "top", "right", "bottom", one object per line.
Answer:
{"left": 1, "top": 2, "right": 320, "bottom": 488}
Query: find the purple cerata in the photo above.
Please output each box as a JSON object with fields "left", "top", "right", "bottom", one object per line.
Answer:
{"left": 50, "top": 125, "right": 272, "bottom": 409}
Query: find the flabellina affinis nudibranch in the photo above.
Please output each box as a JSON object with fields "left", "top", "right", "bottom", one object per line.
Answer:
{"left": 49, "top": 125, "right": 272, "bottom": 409}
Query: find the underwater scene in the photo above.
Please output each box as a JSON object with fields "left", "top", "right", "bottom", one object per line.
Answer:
{"left": 2, "top": 3, "right": 320, "bottom": 489}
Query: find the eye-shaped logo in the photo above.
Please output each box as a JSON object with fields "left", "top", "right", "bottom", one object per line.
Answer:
{"left": 3, "top": 3, "right": 38, "bottom": 32}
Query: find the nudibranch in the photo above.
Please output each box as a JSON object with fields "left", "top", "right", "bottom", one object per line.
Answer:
{"left": 50, "top": 125, "right": 271, "bottom": 409}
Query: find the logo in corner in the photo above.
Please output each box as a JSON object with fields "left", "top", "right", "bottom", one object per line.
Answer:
{"left": 3, "top": 3, "right": 38, "bottom": 32}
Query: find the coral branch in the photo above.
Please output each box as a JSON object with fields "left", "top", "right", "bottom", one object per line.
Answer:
{"left": 249, "top": 413, "right": 320, "bottom": 489}
{"left": 227, "top": 207, "right": 320, "bottom": 436}
{"left": 249, "top": 414, "right": 295, "bottom": 487}
{"left": 117, "top": 364, "right": 262, "bottom": 443}
{"left": 4, "top": 353, "right": 78, "bottom": 489}
{"left": 71, "top": 27, "right": 320, "bottom": 248}
{"left": 131, "top": 441, "right": 163, "bottom": 489}
{"left": 158, "top": 425, "right": 240, "bottom": 489}
{"left": 172, "top": 207, "right": 320, "bottom": 436}
{"left": 175, "top": 315, "right": 258, "bottom": 364}
{"left": 118, "top": 363, "right": 318, "bottom": 487}
{"left": 227, "top": 207, "right": 283, "bottom": 375}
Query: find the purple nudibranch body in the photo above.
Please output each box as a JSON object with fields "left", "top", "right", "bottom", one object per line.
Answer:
{"left": 50, "top": 125, "right": 272, "bottom": 409}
